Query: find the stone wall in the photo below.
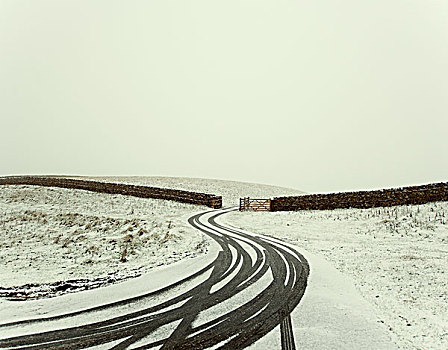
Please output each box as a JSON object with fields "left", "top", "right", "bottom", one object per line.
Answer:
{"left": 271, "top": 182, "right": 448, "bottom": 211}
{"left": 0, "top": 176, "right": 222, "bottom": 209}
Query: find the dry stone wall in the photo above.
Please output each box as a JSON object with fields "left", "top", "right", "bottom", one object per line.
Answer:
{"left": 271, "top": 182, "right": 448, "bottom": 211}
{"left": 0, "top": 176, "right": 222, "bottom": 209}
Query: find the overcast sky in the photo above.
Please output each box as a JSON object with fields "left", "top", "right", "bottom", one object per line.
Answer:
{"left": 1, "top": 0, "right": 447, "bottom": 193}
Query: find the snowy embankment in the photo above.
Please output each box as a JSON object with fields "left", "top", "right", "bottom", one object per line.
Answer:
{"left": 226, "top": 203, "right": 448, "bottom": 350}
{"left": 0, "top": 185, "right": 207, "bottom": 299}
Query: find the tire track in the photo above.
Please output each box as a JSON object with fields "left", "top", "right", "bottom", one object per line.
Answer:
{"left": 0, "top": 208, "right": 309, "bottom": 349}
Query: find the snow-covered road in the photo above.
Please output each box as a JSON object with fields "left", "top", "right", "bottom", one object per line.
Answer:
{"left": 0, "top": 208, "right": 309, "bottom": 349}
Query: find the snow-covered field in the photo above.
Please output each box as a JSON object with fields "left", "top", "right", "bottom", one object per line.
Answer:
{"left": 0, "top": 184, "right": 207, "bottom": 298}
{"left": 0, "top": 177, "right": 301, "bottom": 299}
{"left": 226, "top": 203, "right": 448, "bottom": 350}
{"left": 1, "top": 176, "right": 447, "bottom": 349}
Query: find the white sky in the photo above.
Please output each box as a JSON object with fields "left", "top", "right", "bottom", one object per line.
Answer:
{"left": 1, "top": 0, "right": 447, "bottom": 193}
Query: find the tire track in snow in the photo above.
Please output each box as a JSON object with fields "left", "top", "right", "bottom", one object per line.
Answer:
{"left": 0, "top": 208, "right": 309, "bottom": 349}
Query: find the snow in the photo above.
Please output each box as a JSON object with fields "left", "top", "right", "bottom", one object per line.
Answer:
{"left": 213, "top": 215, "right": 395, "bottom": 349}
{"left": 69, "top": 176, "right": 304, "bottom": 207}
{"left": 0, "top": 244, "right": 220, "bottom": 332}
{"left": 1, "top": 177, "right": 447, "bottom": 349}
{"left": 226, "top": 202, "right": 448, "bottom": 349}
{"left": 0, "top": 176, "right": 301, "bottom": 299}
{"left": 0, "top": 185, "right": 208, "bottom": 297}
{"left": 246, "top": 247, "right": 396, "bottom": 350}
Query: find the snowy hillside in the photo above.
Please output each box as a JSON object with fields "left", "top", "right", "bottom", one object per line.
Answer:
{"left": 0, "top": 177, "right": 301, "bottom": 299}
{"left": 73, "top": 176, "right": 304, "bottom": 206}
{"left": 2, "top": 177, "right": 446, "bottom": 349}
{"left": 226, "top": 203, "right": 448, "bottom": 350}
{"left": 0, "top": 185, "right": 206, "bottom": 298}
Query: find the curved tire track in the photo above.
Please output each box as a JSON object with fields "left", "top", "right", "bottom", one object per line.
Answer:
{"left": 0, "top": 207, "right": 309, "bottom": 349}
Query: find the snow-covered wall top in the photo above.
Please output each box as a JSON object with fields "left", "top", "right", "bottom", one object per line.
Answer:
{"left": 0, "top": 176, "right": 222, "bottom": 209}
{"left": 271, "top": 182, "right": 448, "bottom": 211}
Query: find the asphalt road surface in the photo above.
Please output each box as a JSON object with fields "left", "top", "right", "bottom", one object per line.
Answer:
{"left": 0, "top": 207, "right": 309, "bottom": 349}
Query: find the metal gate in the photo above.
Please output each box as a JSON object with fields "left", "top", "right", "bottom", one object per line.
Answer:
{"left": 239, "top": 197, "right": 271, "bottom": 211}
